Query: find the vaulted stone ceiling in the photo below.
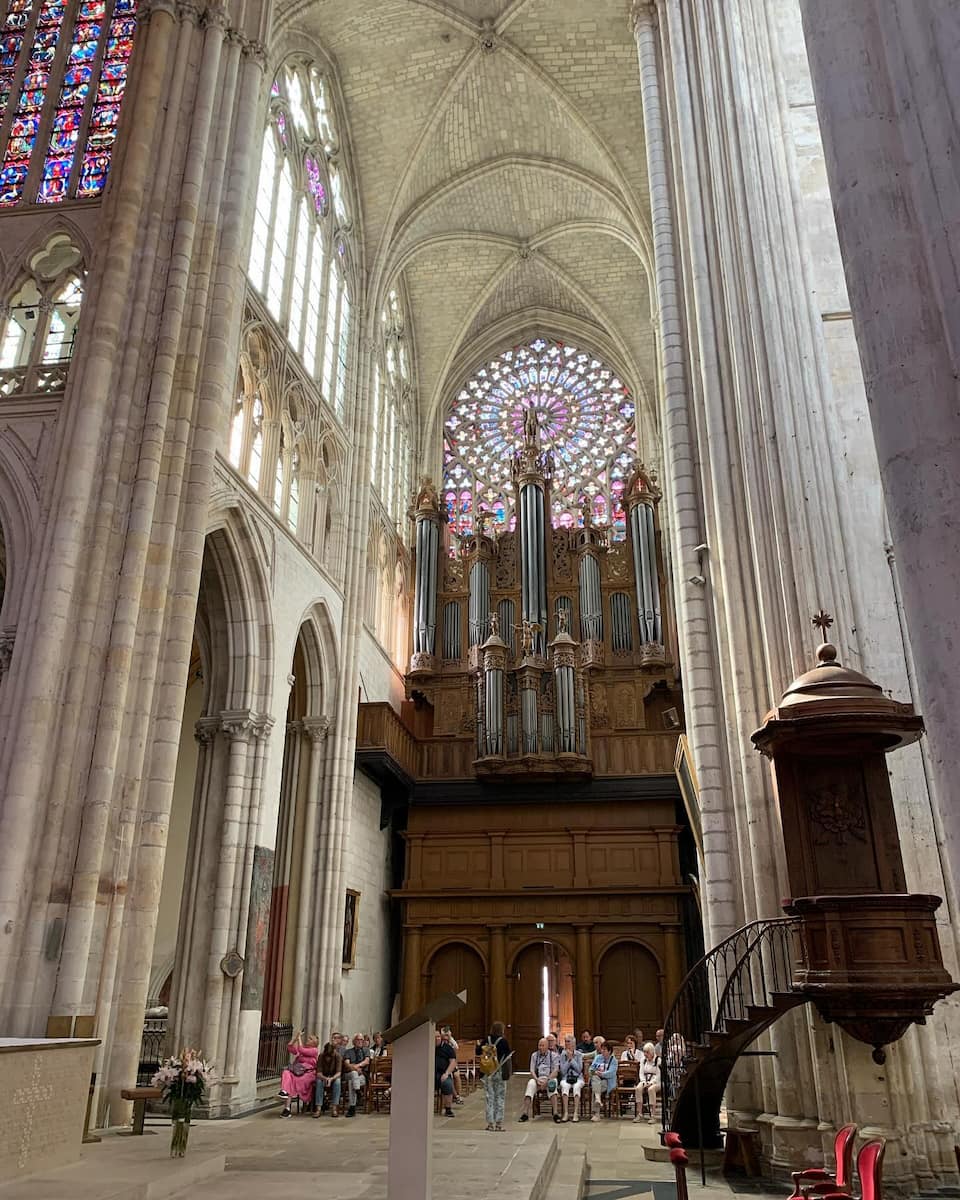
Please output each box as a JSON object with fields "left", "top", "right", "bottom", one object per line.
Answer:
{"left": 272, "top": 0, "right": 657, "bottom": 459}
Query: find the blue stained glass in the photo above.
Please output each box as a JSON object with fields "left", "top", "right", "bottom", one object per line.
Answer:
{"left": 3, "top": 12, "right": 29, "bottom": 31}
{"left": 1, "top": 35, "right": 23, "bottom": 65}
{"left": 49, "top": 125, "right": 80, "bottom": 154}
{"left": 101, "top": 61, "right": 126, "bottom": 80}
{"left": 60, "top": 82, "right": 90, "bottom": 105}
{"left": 38, "top": 3, "right": 66, "bottom": 27}
{"left": 0, "top": 161, "right": 28, "bottom": 205}
{"left": 89, "top": 103, "right": 119, "bottom": 129}
{"left": 63, "top": 63, "right": 93, "bottom": 85}
{"left": 78, "top": 0, "right": 107, "bottom": 16}
{"left": 38, "top": 156, "right": 72, "bottom": 202}
{"left": 114, "top": 0, "right": 137, "bottom": 11}
{"left": 76, "top": 150, "right": 110, "bottom": 196}
{"left": 18, "top": 86, "right": 46, "bottom": 108}
{"left": 70, "top": 37, "right": 100, "bottom": 63}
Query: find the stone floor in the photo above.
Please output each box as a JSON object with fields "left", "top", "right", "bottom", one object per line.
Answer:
{"left": 0, "top": 1076, "right": 787, "bottom": 1200}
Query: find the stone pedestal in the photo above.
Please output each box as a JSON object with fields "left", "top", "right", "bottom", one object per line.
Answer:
{"left": 0, "top": 1038, "right": 99, "bottom": 1182}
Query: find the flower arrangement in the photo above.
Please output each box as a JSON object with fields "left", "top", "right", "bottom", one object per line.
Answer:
{"left": 151, "top": 1049, "right": 215, "bottom": 1157}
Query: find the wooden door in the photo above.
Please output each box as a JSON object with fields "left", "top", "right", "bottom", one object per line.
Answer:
{"left": 428, "top": 942, "right": 485, "bottom": 1045}
{"left": 512, "top": 941, "right": 547, "bottom": 1068}
{"left": 597, "top": 942, "right": 660, "bottom": 1043}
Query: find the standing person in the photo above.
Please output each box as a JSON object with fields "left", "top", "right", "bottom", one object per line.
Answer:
{"left": 342, "top": 1033, "right": 370, "bottom": 1117}
{"left": 313, "top": 1041, "right": 342, "bottom": 1118}
{"left": 558, "top": 1034, "right": 584, "bottom": 1123}
{"left": 477, "top": 1020, "right": 512, "bottom": 1132}
{"left": 520, "top": 1037, "right": 560, "bottom": 1122}
{"left": 435, "top": 1028, "right": 458, "bottom": 1118}
{"left": 440, "top": 1027, "right": 464, "bottom": 1105}
{"left": 634, "top": 1042, "right": 661, "bottom": 1123}
{"left": 589, "top": 1041, "right": 617, "bottom": 1122}
{"left": 278, "top": 1031, "right": 319, "bottom": 1117}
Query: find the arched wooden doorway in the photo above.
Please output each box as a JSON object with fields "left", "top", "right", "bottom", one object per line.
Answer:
{"left": 427, "top": 942, "right": 485, "bottom": 1044}
{"left": 597, "top": 941, "right": 661, "bottom": 1042}
{"left": 512, "top": 940, "right": 574, "bottom": 1067}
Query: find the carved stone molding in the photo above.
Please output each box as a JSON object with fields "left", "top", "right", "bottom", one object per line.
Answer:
{"left": 303, "top": 715, "right": 331, "bottom": 744}
{"left": 0, "top": 629, "right": 14, "bottom": 679}
{"left": 629, "top": 0, "right": 658, "bottom": 36}
{"left": 194, "top": 715, "right": 221, "bottom": 745}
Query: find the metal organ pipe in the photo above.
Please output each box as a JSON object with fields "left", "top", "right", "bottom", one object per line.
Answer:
{"left": 631, "top": 502, "right": 661, "bottom": 646}
{"left": 578, "top": 554, "right": 603, "bottom": 642}
{"left": 414, "top": 515, "right": 439, "bottom": 655}
{"left": 469, "top": 561, "right": 490, "bottom": 646}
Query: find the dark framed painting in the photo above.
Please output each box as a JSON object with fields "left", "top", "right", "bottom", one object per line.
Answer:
{"left": 342, "top": 889, "right": 360, "bottom": 968}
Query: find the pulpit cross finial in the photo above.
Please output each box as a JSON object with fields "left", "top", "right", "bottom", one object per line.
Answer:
{"left": 812, "top": 609, "right": 834, "bottom": 643}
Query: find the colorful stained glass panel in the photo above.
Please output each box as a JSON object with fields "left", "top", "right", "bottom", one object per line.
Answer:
{"left": 444, "top": 338, "right": 637, "bottom": 541}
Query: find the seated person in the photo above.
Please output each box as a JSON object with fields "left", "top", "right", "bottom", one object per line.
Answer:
{"left": 313, "top": 1041, "right": 342, "bottom": 1117}
{"left": 577, "top": 1029, "right": 594, "bottom": 1055}
{"left": 634, "top": 1042, "right": 661, "bottom": 1123}
{"left": 589, "top": 1040, "right": 618, "bottom": 1121}
{"left": 440, "top": 1027, "right": 464, "bottom": 1105}
{"left": 370, "top": 1032, "right": 388, "bottom": 1058}
{"left": 279, "top": 1031, "right": 319, "bottom": 1117}
{"left": 341, "top": 1032, "right": 370, "bottom": 1117}
{"left": 435, "top": 1029, "right": 458, "bottom": 1117}
{"left": 520, "top": 1037, "right": 561, "bottom": 1123}
{"left": 558, "top": 1034, "right": 584, "bottom": 1123}
{"left": 620, "top": 1034, "right": 641, "bottom": 1062}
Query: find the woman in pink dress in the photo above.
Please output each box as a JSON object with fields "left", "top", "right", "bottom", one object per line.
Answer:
{"left": 279, "top": 1031, "right": 319, "bottom": 1116}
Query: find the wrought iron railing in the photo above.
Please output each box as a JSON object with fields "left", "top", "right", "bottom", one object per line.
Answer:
{"left": 660, "top": 916, "right": 799, "bottom": 1133}
{"left": 137, "top": 1017, "right": 167, "bottom": 1085}
{"left": 257, "top": 1023, "right": 293, "bottom": 1081}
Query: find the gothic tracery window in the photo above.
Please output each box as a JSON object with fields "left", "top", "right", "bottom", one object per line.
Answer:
{"left": 444, "top": 337, "right": 637, "bottom": 542}
{"left": 0, "top": 232, "right": 84, "bottom": 394}
{"left": 373, "top": 287, "right": 413, "bottom": 528}
{"left": 247, "top": 59, "right": 353, "bottom": 420}
{"left": 0, "top": 0, "right": 137, "bottom": 208}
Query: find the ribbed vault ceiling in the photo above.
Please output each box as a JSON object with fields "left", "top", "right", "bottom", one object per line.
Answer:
{"left": 272, "top": 0, "right": 657, "bottom": 456}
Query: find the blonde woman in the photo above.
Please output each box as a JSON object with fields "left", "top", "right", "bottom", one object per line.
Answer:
{"left": 634, "top": 1041, "right": 661, "bottom": 1123}
{"left": 279, "top": 1031, "right": 319, "bottom": 1117}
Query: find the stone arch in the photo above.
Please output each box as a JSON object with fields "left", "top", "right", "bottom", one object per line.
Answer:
{"left": 0, "top": 438, "right": 40, "bottom": 631}
{"left": 202, "top": 509, "right": 274, "bottom": 715}
{"left": 507, "top": 932, "right": 577, "bottom": 975}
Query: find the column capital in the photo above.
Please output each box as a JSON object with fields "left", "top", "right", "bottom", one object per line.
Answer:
{"left": 629, "top": 0, "right": 659, "bottom": 36}
{"left": 303, "top": 714, "right": 331, "bottom": 744}
{"left": 194, "top": 715, "right": 221, "bottom": 744}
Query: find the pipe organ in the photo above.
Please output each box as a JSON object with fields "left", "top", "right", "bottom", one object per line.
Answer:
{"left": 407, "top": 417, "right": 674, "bottom": 780}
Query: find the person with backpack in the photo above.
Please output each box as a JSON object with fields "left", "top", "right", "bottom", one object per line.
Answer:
{"left": 476, "top": 1020, "right": 512, "bottom": 1132}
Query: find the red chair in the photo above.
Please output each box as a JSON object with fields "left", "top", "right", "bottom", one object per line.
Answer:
{"left": 817, "top": 1140, "right": 885, "bottom": 1200}
{"left": 789, "top": 1123, "right": 858, "bottom": 1200}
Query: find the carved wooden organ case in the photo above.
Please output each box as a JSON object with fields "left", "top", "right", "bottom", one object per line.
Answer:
{"left": 406, "top": 417, "right": 680, "bottom": 781}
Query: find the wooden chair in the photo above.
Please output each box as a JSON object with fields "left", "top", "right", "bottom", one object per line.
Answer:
{"left": 789, "top": 1124, "right": 858, "bottom": 1200}
{"left": 615, "top": 1061, "right": 640, "bottom": 1118}
{"left": 457, "top": 1054, "right": 476, "bottom": 1093}
{"left": 816, "top": 1140, "right": 885, "bottom": 1200}
{"left": 367, "top": 1055, "right": 392, "bottom": 1113}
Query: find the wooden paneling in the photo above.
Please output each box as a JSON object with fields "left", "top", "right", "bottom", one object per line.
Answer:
{"left": 597, "top": 942, "right": 662, "bottom": 1041}
{"left": 427, "top": 943, "right": 485, "bottom": 1044}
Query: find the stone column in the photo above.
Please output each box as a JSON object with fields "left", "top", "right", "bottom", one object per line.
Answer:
{"left": 799, "top": 0, "right": 960, "bottom": 916}
{"left": 296, "top": 715, "right": 329, "bottom": 1033}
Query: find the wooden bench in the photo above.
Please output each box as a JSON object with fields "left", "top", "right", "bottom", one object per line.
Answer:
{"left": 121, "top": 1086, "right": 163, "bottom": 1134}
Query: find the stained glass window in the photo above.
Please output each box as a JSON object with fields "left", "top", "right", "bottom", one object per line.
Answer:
{"left": 246, "top": 59, "right": 352, "bottom": 420}
{"left": 0, "top": 0, "right": 135, "bottom": 207}
{"left": 374, "top": 288, "right": 413, "bottom": 528}
{"left": 444, "top": 337, "right": 637, "bottom": 542}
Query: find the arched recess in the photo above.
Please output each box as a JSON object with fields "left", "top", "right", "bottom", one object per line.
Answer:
{"left": 596, "top": 940, "right": 662, "bottom": 1043}
{"left": 262, "top": 615, "right": 333, "bottom": 1036}
{"left": 426, "top": 941, "right": 486, "bottom": 1045}
{"left": 510, "top": 937, "right": 577, "bottom": 1066}
{"left": 157, "top": 521, "right": 274, "bottom": 1060}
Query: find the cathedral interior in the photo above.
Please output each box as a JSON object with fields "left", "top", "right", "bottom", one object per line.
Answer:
{"left": 0, "top": 0, "right": 958, "bottom": 1195}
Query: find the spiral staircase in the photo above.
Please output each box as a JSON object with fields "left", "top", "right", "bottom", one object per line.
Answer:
{"left": 660, "top": 917, "right": 807, "bottom": 1149}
